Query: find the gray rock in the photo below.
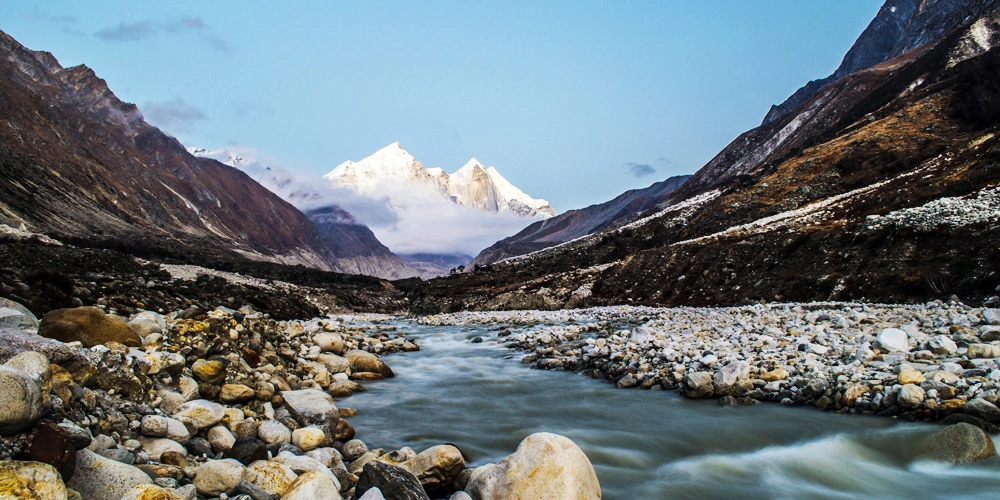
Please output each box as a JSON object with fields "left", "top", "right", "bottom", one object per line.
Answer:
{"left": 927, "top": 335, "right": 958, "bottom": 355}
{"left": 281, "top": 389, "right": 340, "bottom": 426}
{"left": 138, "top": 437, "right": 186, "bottom": 462}
{"left": 97, "top": 448, "right": 135, "bottom": 465}
{"left": 964, "top": 398, "right": 1000, "bottom": 423}
{"left": 356, "top": 461, "right": 428, "bottom": 500}
{"left": 67, "top": 449, "right": 153, "bottom": 500}
{"left": 342, "top": 439, "right": 369, "bottom": 462}
{"left": 0, "top": 361, "right": 48, "bottom": 436}
{"left": 898, "top": 384, "right": 925, "bottom": 409}
{"left": 192, "top": 459, "right": 245, "bottom": 497}
{"left": 172, "top": 399, "right": 225, "bottom": 431}
{"left": 0, "top": 327, "right": 90, "bottom": 373}
{"left": 140, "top": 415, "right": 169, "bottom": 437}
{"left": 713, "top": 361, "right": 750, "bottom": 393}
{"left": 876, "top": 328, "right": 910, "bottom": 353}
{"left": 127, "top": 310, "right": 167, "bottom": 337}
{"left": 684, "top": 371, "right": 714, "bottom": 398}
{"left": 258, "top": 420, "right": 292, "bottom": 445}
{"left": 0, "top": 305, "right": 38, "bottom": 332}
{"left": 983, "top": 308, "right": 1000, "bottom": 326}
{"left": 968, "top": 343, "right": 1000, "bottom": 359}
{"left": 359, "top": 487, "right": 388, "bottom": 500}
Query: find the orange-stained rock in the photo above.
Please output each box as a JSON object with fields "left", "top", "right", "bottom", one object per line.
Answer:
{"left": 38, "top": 307, "right": 141, "bottom": 347}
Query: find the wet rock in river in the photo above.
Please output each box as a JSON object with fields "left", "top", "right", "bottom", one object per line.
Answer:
{"left": 922, "top": 422, "right": 998, "bottom": 464}
{"left": 466, "top": 432, "right": 600, "bottom": 500}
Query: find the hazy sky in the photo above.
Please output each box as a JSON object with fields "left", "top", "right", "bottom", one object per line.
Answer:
{"left": 2, "top": 1, "right": 882, "bottom": 212}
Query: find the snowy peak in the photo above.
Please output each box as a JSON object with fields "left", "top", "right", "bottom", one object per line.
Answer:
{"left": 325, "top": 143, "right": 555, "bottom": 218}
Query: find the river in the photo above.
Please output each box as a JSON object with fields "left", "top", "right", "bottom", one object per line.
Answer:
{"left": 345, "top": 319, "right": 1000, "bottom": 499}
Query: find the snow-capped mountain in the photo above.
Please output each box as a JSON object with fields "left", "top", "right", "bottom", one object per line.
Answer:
{"left": 188, "top": 147, "right": 419, "bottom": 280}
{"left": 325, "top": 142, "right": 556, "bottom": 218}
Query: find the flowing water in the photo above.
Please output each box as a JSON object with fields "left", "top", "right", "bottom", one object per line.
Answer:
{"left": 346, "top": 320, "right": 1000, "bottom": 499}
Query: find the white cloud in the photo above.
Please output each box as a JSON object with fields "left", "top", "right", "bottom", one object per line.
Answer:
{"left": 192, "top": 146, "right": 536, "bottom": 256}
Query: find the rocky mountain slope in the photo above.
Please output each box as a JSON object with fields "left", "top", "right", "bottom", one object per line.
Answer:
{"left": 305, "top": 206, "right": 419, "bottom": 280}
{"left": 326, "top": 142, "right": 556, "bottom": 218}
{"left": 763, "top": 0, "right": 1000, "bottom": 125}
{"left": 0, "top": 29, "right": 340, "bottom": 272}
{"left": 469, "top": 175, "right": 690, "bottom": 268}
{"left": 398, "top": 252, "right": 474, "bottom": 280}
{"left": 406, "top": 1, "right": 1000, "bottom": 313}
{"left": 190, "top": 148, "right": 419, "bottom": 280}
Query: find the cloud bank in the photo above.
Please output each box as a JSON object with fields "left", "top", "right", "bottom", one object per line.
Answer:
{"left": 191, "top": 146, "right": 538, "bottom": 256}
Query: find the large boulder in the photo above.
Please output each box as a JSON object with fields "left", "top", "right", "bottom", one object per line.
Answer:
{"left": 281, "top": 389, "right": 340, "bottom": 427}
{"left": 0, "top": 298, "right": 39, "bottom": 331}
{"left": 466, "top": 433, "right": 600, "bottom": 500}
{"left": 0, "top": 460, "right": 67, "bottom": 500}
{"left": 875, "top": 328, "right": 909, "bottom": 353}
{"left": 967, "top": 343, "right": 1000, "bottom": 359}
{"left": 243, "top": 460, "right": 298, "bottom": 498}
{"left": 683, "top": 372, "right": 714, "bottom": 398}
{"left": 281, "top": 469, "right": 344, "bottom": 500}
{"left": 0, "top": 328, "right": 92, "bottom": 382}
{"left": 713, "top": 361, "right": 750, "bottom": 394}
{"left": 922, "top": 422, "right": 997, "bottom": 464}
{"left": 192, "top": 459, "right": 245, "bottom": 497}
{"left": 964, "top": 398, "right": 1000, "bottom": 423}
{"left": 398, "top": 445, "right": 465, "bottom": 491}
{"left": 38, "top": 307, "right": 141, "bottom": 347}
{"left": 172, "top": 399, "right": 225, "bottom": 431}
{"left": 66, "top": 449, "right": 152, "bottom": 500}
{"left": 0, "top": 352, "right": 51, "bottom": 436}
{"left": 344, "top": 350, "right": 394, "bottom": 378}
{"left": 313, "top": 332, "right": 345, "bottom": 354}
{"left": 356, "top": 461, "right": 428, "bottom": 500}
{"left": 127, "top": 311, "right": 167, "bottom": 338}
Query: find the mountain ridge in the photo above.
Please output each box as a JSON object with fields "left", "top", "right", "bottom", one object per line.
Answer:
{"left": 0, "top": 29, "right": 340, "bottom": 271}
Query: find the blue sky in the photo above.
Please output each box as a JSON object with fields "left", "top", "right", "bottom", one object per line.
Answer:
{"left": 2, "top": 1, "right": 881, "bottom": 212}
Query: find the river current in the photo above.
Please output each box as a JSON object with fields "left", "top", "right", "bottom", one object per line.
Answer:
{"left": 345, "top": 319, "right": 1000, "bottom": 499}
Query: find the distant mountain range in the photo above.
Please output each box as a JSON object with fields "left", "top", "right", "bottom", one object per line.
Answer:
{"left": 193, "top": 142, "right": 557, "bottom": 278}
{"left": 326, "top": 142, "right": 555, "bottom": 218}
{"left": 189, "top": 147, "right": 419, "bottom": 280}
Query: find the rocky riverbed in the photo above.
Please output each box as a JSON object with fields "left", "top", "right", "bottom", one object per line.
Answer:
{"left": 421, "top": 299, "right": 1000, "bottom": 432}
{"left": 0, "top": 300, "right": 600, "bottom": 499}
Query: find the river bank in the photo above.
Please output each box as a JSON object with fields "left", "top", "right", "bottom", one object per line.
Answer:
{"left": 420, "top": 300, "right": 1000, "bottom": 430}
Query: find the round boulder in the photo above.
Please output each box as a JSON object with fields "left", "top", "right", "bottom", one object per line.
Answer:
{"left": 243, "top": 459, "right": 298, "bottom": 497}
{"left": 466, "top": 433, "right": 599, "bottom": 500}
{"left": 67, "top": 449, "right": 152, "bottom": 500}
{"left": 923, "top": 422, "right": 997, "bottom": 464}
{"left": 0, "top": 364, "right": 48, "bottom": 436}
{"left": 281, "top": 469, "right": 343, "bottom": 500}
{"left": 0, "top": 460, "right": 67, "bottom": 500}
{"left": 344, "top": 350, "right": 394, "bottom": 378}
{"left": 38, "top": 307, "right": 141, "bottom": 347}
{"left": 192, "top": 459, "right": 245, "bottom": 497}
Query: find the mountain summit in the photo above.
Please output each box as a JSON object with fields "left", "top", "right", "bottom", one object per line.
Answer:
{"left": 325, "top": 143, "right": 556, "bottom": 218}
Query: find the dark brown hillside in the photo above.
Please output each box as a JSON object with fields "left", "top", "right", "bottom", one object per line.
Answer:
{"left": 0, "top": 29, "right": 338, "bottom": 271}
{"left": 405, "top": 6, "right": 1000, "bottom": 313}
